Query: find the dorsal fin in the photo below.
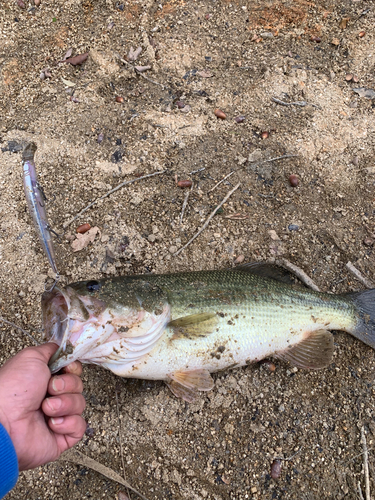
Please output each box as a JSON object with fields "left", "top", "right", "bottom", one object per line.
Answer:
{"left": 232, "top": 262, "right": 305, "bottom": 287}
{"left": 168, "top": 313, "right": 217, "bottom": 339}
{"left": 274, "top": 329, "right": 334, "bottom": 369}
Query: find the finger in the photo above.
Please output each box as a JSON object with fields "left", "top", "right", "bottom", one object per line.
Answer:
{"left": 48, "top": 414, "right": 87, "bottom": 451}
{"left": 43, "top": 393, "right": 86, "bottom": 417}
{"left": 62, "top": 360, "right": 83, "bottom": 376}
{"left": 20, "top": 342, "right": 58, "bottom": 364}
{"left": 47, "top": 373, "right": 83, "bottom": 396}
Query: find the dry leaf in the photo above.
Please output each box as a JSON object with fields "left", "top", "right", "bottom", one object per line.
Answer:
{"left": 71, "top": 227, "right": 100, "bottom": 252}
{"left": 128, "top": 46, "right": 142, "bottom": 61}
{"left": 65, "top": 52, "right": 89, "bottom": 66}
{"left": 224, "top": 213, "right": 249, "bottom": 220}
{"left": 197, "top": 70, "right": 213, "bottom": 78}
{"left": 339, "top": 17, "right": 350, "bottom": 29}
{"left": 62, "top": 48, "right": 73, "bottom": 61}
{"left": 61, "top": 77, "right": 75, "bottom": 87}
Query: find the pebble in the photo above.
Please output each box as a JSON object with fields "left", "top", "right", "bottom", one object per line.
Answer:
{"left": 345, "top": 73, "right": 353, "bottom": 81}
{"left": 363, "top": 238, "right": 374, "bottom": 246}
{"left": 234, "top": 116, "right": 245, "bottom": 123}
{"left": 289, "top": 174, "right": 299, "bottom": 187}
{"left": 85, "top": 426, "right": 95, "bottom": 438}
{"left": 234, "top": 254, "right": 245, "bottom": 264}
{"left": 271, "top": 459, "right": 282, "bottom": 479}
{"left": 331, "top": 38, "right": 340, "bottom": 46}
{"left": 351, "top": 157, "right": 359, "bottom": 166}
{"left": 17, "top": 0, "right": 25, "bottom": 8}
{"left": 115, "top": 96, "right": 124, "bottom": 103}
{"left": 260, "top": 32, "right": 273, "bottom": 38}
{"left": 214, "top": 109, "right": 226, "bottom": 119}
{"left": 169, "top": 246, "right": 177, "bottom": 254}
{"left": 310, "top": 36, "right": 321, "bottom": 43}
{"left": 34, "top": 0, "right": 41, "bottom": 5}
{"left": 288, "top": 224, "right": 299, "bottom": 231}
{"left": 175, "top": 101, "right": 185, "bottom": 109}
{"left": 148, "top": 234, "right": 156, "bottom": 243}
{"left": 359, "top": 31, "right": 366, "bottom": 38}
{"left": 352, "top": 75, "right": 359, "bottom": 83}
{"left": 177, "top": 180, "right": 192, "bottom": 188}
{"left": 76, "top": 223, "right": 91, "bottom": 234}
{"left": 260, "top": 360, "right": 276, "bottom": 372}
{"left": 97, "top": 133, "right": 104, "bottom": 144}
{"left": 261, "top": 131, "right": 269, "bottom": 139}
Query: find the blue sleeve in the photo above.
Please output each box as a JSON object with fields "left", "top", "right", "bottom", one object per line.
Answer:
{"left": 0, "top": 423, "right": 19, "bottom": 498}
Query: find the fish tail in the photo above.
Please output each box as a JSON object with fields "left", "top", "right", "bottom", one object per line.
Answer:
{"left": 349, "top": 289, "right": 375, "bottom": 348}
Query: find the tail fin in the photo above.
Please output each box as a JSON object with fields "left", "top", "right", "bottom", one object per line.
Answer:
{"left": 349, "top": 289, "right": 375, "bottom": 348}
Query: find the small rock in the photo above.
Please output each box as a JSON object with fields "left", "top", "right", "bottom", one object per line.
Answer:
{"left": 148, "top": 234, "right": 156, "bottom": 243}
{"left": 288, "top": 224, "right": 299, "bottom": 231}
{"left": 169, "top": 246, "right": 177, "bottom": 254}
{"left": 310, "top": 35, "right": 321, "bottom": 42}
{"left": 17, "top": 0, "right": 25, "bottom": 8}
{"left": 177, "top": 180, "right": 192, "bottom": 188}
{"left": 353, "top": 75, "right": 359, "bottom": 83}
{"left": 271, "top": 459, "right": 282, "bottom": 479}
{"left": 352, "top": 156, "right": 359, "bottom": 166}
{"left": 345, "top": 73, "right": 353, "bottom": 81}
{"left": 175, "top": 100, "right": 185, "bottom": 109}
{"left": 363, "top": 238, "right": 374, "bottom": 246}
{"left": 76, "top": 223, "right": 91, "bottom": 234}
{"left": 261, "top": 131, "right": 269, "bottom": 139}
{"left": 214, "top": 108, "right": 226, "bottom": 119}
{"left": 260, "top": 32, "right": 273, "bottom": 38}
{"left": 359, "top": 31, "right": 366, "bottom": 38}
{"left": 288, "top": 174, "right": 299, "bottom": 187}
{"left": 234, "top": 115, "right": 245, "bottom": 123}
{"left": 268, "top": 230, "right": 280, "bottom": 241}
{"left": 97, "top": 133, "right": 104, "bottom": 144}
{"left": 34, "top": 0, "right": 41, "bottom": 5}
{"left": 115, "top": 96, "right": 124, "bottom": 103}
{"left": 331, "top": 38, "right": 340, "bottom": 46}
{"left": 234, "top": 254, "right": 245, "bottom": 264}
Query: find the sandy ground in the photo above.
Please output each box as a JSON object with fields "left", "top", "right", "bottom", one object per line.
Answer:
{"left": 1, "top": 0, "right": 375, "bottom": 498}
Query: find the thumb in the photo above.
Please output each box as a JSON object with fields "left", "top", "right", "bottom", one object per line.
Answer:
{"left": 22, "top": 343, "right": 59, "bottom": 364}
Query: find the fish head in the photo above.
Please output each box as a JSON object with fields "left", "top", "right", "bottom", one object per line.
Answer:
{"left": 42, "top": 280, "right": 170, "bottom": 374}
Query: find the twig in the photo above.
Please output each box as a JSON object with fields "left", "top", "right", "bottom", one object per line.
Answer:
{"left": 261, "top": 154, "right": 298, "bottom": 163}
{"left": 63, "top": 171, "right": 165, "bottom": 228}
{"left": 115, "top": 387, "right": 131, "bottom": 500}
{"left": 0, "top": 316, "right": 39, "bottom": 345}
{"left": 59, "top": 449, "right": 148, "bottom": 500}
{"left": 361, "top": 426, "right": 371, "bottom": 500}
{"left": 174, "top": 183, "right": 240, "bottom": 256}
{"left": 346, "top": 262, "right": 374, "bottom": 289}
{"left": 272, "top": 97, "right": 320, "bottom": 109}
{"left": 180, "top": 182, "right": 193, "bottom": 224}
{"left": 189, "top": 167, "right": 205, "bottom": 175}
{"left": 207, "top": 171, "right": 235, "bottom": 193}
{"left": 358, "top": 482, "right": 365, "bottom": 500}
{"left": 275, "top": 447, "right": 302, "bottom": 462}
{"left": 114, "top": 52, "right": 168, "bottom": 90}
{"left": 278, "top": 259, "right": 321, "bottom": 292}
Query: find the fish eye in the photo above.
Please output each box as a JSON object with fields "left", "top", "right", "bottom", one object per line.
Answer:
{"left": 86, "top": 280, "right": 101, "bottom": 292}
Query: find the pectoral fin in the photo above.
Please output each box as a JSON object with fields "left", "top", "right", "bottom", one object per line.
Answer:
{"left": 274, "top": 329, "right": 334, "bottom": 369}
{"left": 165, "top": 381, "right": 198, "bottom": 403}
{"left": 167, "top": 369, "right": 214, "bottom": 402}
{"left": 168, "top": 313, "right": 217, "bottom": 339}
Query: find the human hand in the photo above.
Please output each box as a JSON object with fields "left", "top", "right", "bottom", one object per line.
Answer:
{"left": 0, "top": 343, "right": 86, "bottom": 471}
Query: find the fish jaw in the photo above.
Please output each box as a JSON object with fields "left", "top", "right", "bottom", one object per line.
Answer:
{"left": 42, "top": 286, "right": 171, "bottom": 373}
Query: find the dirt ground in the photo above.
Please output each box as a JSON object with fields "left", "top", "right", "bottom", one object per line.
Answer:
{"left": 0, "top": 0, "right": 375, "bottom": 498}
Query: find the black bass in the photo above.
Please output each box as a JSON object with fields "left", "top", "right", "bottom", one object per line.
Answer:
{"left": 42, "top": 263, "right": 375, "bottom": 401}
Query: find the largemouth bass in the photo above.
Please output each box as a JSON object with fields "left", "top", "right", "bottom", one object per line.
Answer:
{"left": 42, "top": 263, "right": 375, "bottom": 401}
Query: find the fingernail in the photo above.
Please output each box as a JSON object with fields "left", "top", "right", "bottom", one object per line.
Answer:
{"left": 46, "top": 397, "right": 62, "bottom": 411}
{"left": 67, "top": 361, "right": 78, "bottom": 372}
{"left": 52, "top": 376, "right": 65, "bottom": 392}
{"left": 51, "top": 417, "right": 64, "bottom": 425}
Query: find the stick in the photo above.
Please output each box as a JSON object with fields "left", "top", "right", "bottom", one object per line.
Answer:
{"left": 189, "top": 167, "right": 205, "bottom": 175}
{"left": 358, "top": 482, "right": 365, "bottom": 500}
{"left": 59, "top": 449, "right": 148, "bottom": 500}
{"left": 278, "top": 259, "right": 321, "bottom": 292}
{"left": 207, "top": 171, "right": 235, "bottom": 193}
{"left": 346, "top": 262, "right": 374, "bottom": 289}
{"left": 114, "top": 52, "right": 168, "bottom": 90}
{"left": 0, "top": 317, "right": 40, "bottom": 345}
{"left": 261, "top": 154, "right": 298, "bottom": 163}
{"left": 361, "top": 426, "right": 371, "bottom": 500}
{"left": 272, "top": 97, "right": 320, "bottom": 108}
{"left": 63, "top": 171, "right": 165, "bottom": 228}
{"left": 180, "top": 183, "right": 193, "bottom": 224}
{"left": 115, "top": 387, "right": 131, "bottom": 500}
{"left": 174, "top": 183, "right": 240, "bottom": 256}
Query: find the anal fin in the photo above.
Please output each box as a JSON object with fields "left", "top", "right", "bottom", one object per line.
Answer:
{"left": 168, "top": 368, "right": 214, "bottom": 397}
{"left": 166, "top": 381, "right": 198, "bottom": 403}
{"left": 274, "top": 329, "right": 334, "bottom": 369}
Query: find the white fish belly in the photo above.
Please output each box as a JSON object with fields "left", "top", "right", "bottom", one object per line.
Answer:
{"left": 114, "top": 300, "right": 353, "bottom": 380}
